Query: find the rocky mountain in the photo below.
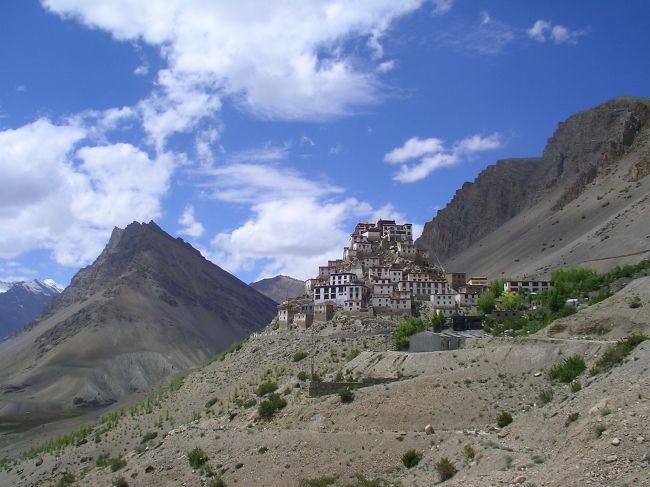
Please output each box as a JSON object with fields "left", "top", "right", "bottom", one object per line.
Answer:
{"left": 0, "top": 221, "right": 276, "bottom": 415}
{"left": 250, "top": 275, "right": 305, "bottom": 303}
{"left": 0, "top": 280, "right": 62, "bottom": 340}
{"left": 416, "top": 97, "right": 650, "bottom": 278}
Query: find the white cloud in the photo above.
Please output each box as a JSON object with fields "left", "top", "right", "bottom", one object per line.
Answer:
{"left": 300, "top": 135, "right": 315, "bottom": 146}
{"left": 432, "top": 0, "right": 454, "bottom": 16}
{"left": 384, "top": 136, "right": 445, "bottom": 164}
{"left": 480, "top": 12, "right": 491, "bottom": 25}
{"left": 527, "top": 20, "right": 584, "bottom": 44}
{"left": 386, "top": 133, "right": 503, "bottom": 183}
{"left": 43, "top": 0, "right": 426, "bottom": 135}
{"left": 133, "top": 64, "right": 149, "bottom": 76}
{"left": 201, "top": 161, "right": 415, "bottom": 280}
{"left": 376, "top": 59, "right": 397, "bottom": 73}
{"left": 0, "top": 118, "right": 175, "bottom": 267}
{"left": 527, "top": 20, "right": 551, "bottom": 42}
{"left": 177, "top": 206, "right": 205, "bottom": 238}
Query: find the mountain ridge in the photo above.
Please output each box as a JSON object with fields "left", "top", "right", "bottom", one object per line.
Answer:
{"left": 416, "top": 96, "right": 650, "bottom": 277}
{"left": 0, "top": 221, "right": 276, "bottom": 414}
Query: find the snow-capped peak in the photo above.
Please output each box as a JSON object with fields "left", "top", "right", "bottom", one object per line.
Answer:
{"left": 0, "top": 281, "right": 13, "bottom": 294}
{"left": 42, "top": 279, "right": 65, "bottom": 293}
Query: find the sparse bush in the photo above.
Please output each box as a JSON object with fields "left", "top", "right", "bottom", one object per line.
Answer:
{"left": 548, "top": 355, "right": 586, "bottom": 383}
{"left": 299, "top": 475, "right": 339, "bottom": 487}
{"left": 258, "top": 393, "right": 287, "bottom": 420}
{"left": 188, "top": 447, "right": 208, "bottom": 469}
{"left": 205, "top": 397, "right": 219, "bottom": 409}
{"left": 141, "top": 431, "right": 158, "bottom": 443}
{"left": 463, "top": 444, "right": 476, "bottom": 461}
{"left": 538, "top": 388, "right": 554, "bottom": 404}
{"left": 590, "top": 335, "right": 648, "bottom": 375}
{"left": 347, "top": 348, "right": 361, "bottom": 360}
{"left": 570, "top": 380, "right": 582, "bottom": 393}
{"left": 256, "top": 381, "right": 278, "bottom": 396}
{"left": 97, "top": 456, "right": 127, "bottom": 472}
{"left": 54, "top": 473, "right": 76, "bottom": 487}
{"left": 297, "top": 371, "right": 308, "bottom": 381}
{"left": 258, "top": 446, "right": 268, "bottom": 454}
{"left": 594, "top": 424, "right": 607, "bottom": 438}
{"left": 629, "top": 296, "right": 642, "bottom": 308}
{"left": 113, "top": 477, "right": 129, "bottom": 487}
{"left": 208, "top": 477, "right": 226, "bottom": 487}
{"left": 338, "top": 388, "right": 354, "bottom": 404}
{"left": 435, "top": 457, "right": 457, "bottom": 480}
{"left": 565, "top": 412, "right": 579, "bottom": 426}
{"left": 293, "top": 351, "right": 308, "bottom": 362}
{"left": 402, "top": 449, "right": 422, "bottom": 468}
{"left": 497, "top": 411, "right": 513, "bottom": 428}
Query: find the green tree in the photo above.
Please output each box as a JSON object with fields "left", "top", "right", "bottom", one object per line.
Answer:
{"left": 499, "top": 291, "right": 520, "bottom": 311}
{"left": 430, "top": 312, "right": 446, "bottom": 332}
{"left": 478, "top": 290, "right": 496, "bottom": 314}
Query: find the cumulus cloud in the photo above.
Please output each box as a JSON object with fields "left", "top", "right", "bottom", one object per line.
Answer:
{"left": 43, "top": 0, "right": 426, "bottom": 133}
{"left": 527, "top": 20, "right": 585, "bottom": 44}
{"left": 201, "top": 162, "right": 413, "bottom": 279}
{"left": 0, "top": 118, "right": 175, "bottom": 267}
{"left": 385, "top": 133, "right": 503, "bottom": 183}
{"left": 376, "top": 59, "right": 397, "bottom": 73}
{"left": 177, "top": 206, "right": 205, "bottom": 238}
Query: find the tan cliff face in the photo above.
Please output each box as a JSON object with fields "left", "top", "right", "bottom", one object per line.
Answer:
{"left": 0, "top": 221, "right": 277, "bottom": 414}
{"left": 416, "top": 97, "right": 650, "bottom": 276}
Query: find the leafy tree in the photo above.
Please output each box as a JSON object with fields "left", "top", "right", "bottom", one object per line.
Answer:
{"left": 430, "top": 312, "right": 446, "bottom": 332}
{"left": 392, "top": 317, "right": 427, "bottom": 350}
{"left": 478, "top": 290, "right": 496, "bottom": 314}
{"left": 499, "top": 291, "right": 523, "bottom": 311}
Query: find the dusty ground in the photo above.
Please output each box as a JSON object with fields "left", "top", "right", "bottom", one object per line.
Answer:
{"left": 1, "top": 279, "right": 649, "bottom": 487}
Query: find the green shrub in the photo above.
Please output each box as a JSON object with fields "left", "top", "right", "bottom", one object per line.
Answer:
{"left": 538, "top": 388, "right": 554, "bottom": 404}
{"left": 208, "top": 477, "right": 226, "bottom": 487}
{"left": 256, "top": 381, "right": 278, "bottom": 396}
{"left": 297, "top": 371, "right": 308, "bottom": 381}
{"left": 188, "top": 447, "right": 208, "bottom": 469}
{"left": 594, "top": 424, "right": 607, "bottom": 437}
{"left": 258, "top": 446, "right": 268, "bottom": 454}
{"left": 463, "top": 444, "right": 476, "bottom": 461}
{"left": 96, "top": 456, "right": 127, "bottom": 472}
{"left": 205, "top": 397, "right": 219, "bottom": 409}
{"left": 548, "top": 355, "right": 586, "bottom": 383}
{"left": 258, "top": 393, "right": 287, "bottom": 420}
{"left": 497, "top": 411, "right": 513, "bottom": 428}
{"left": 299, "top": 475, "right": 339, "bottom": 487}
{"left": 114, "top": 477, "right": 129, "bottom": 487}
{"left": 590, "top": 335, "right": 648, "bottom": 375}
{"left": 338, "top": 388, "right": 354, "bottom": 404}
{"left": 570, "top": 380, "right": 582, "bottom": 393}
{"left": 435, "top": 457, "right": 457, "bottom": 480}
{"left": 293, "top": 351, "right": 308, "bottom": 362}
{"left": 141, "top": 431, "right": 158, "bottom": 443}
{"left": 54, "top": 473, "right": 76, "bottom": 487}
{"left": 629, "top": 296, "right": 642, "bottom": 308}
{"left": 402, "top": 449, "right": 422, "bottom": 468}
{"left": 347, "top": 348, "right": 361, "bottom": 360}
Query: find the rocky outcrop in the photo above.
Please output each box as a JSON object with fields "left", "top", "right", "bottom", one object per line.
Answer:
{"left": 416, "top": 97, "right": 650, "bottom": 262}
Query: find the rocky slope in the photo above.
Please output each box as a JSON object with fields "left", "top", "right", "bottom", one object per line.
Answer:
{"left": 416, "top": 97, "right": 650, "bottom": 277}
{"left": 0, "top": 280, "right": 62, "bottom": 340}
{"left": 0, "top": 221, "right": 276, "bottom": 415}
{"left": 250, "top": 275, "right": 305, "bottom": 303}
{"left": 1, "top": 277, "right": 647, "bottom": 486}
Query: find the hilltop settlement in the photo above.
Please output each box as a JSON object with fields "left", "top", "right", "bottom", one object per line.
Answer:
{"left": 274, "top": 219, "right": 552, "bottom": 332}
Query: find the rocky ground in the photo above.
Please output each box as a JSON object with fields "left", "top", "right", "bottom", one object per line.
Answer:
{"left": 1, "top": 279, "right": 649, "bottom": 486}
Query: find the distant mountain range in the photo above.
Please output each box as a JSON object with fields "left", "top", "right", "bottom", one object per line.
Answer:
{"left": 250, "top": 275, "right": 305, "bottom": 303}
{"left": 416, "top": 97, "right": 650, "bottom": 278}
{"left": 0, "top": 279, "right": 63, "bottom": 340}
{"left": 0, "top": 221, "right": 276, "bottom": 415}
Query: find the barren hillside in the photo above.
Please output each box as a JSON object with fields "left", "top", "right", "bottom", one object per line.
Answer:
{"left": 1, "top": 278, "right": 647, "bottom": 486}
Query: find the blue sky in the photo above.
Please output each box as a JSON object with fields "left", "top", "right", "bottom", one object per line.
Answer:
{"left": 1, "top": 0, "right": 649, "bottom": 286}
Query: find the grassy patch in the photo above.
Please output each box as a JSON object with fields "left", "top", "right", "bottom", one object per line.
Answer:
{"left": 258, "top": 393, "right": 287, "bottom": 420}
{"left": 22, "top": 425, "right": 93, "bottom": 460}
{"left": 338, "top": 388, "right": 354, "bottom": 404}
{"left": 497, "top": 411, "right": 513, "bottom": 428}
{"left": 590, "top": 335, "right": 648, "bottom": 375}
{"left": 435, "top": 457, "right": 457, "bottom": 480}
{"left": 299, "top": 475, "right": 339, "bottom": 487}
{"left": 402, "top": 449, "right": 422, "bottom": 468}
{"left": 548, "top": 356, "right": 586, "bottom": 383}
{"left": 188, "top": 447, "right": 208, "bottom": 469}
{"left": 256, "top": 381, "right": 278, "bottom": 396}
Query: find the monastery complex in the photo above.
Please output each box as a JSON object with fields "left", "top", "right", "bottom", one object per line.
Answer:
{"left": 275, "top": 219, "right": 527, "bottom": 330}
